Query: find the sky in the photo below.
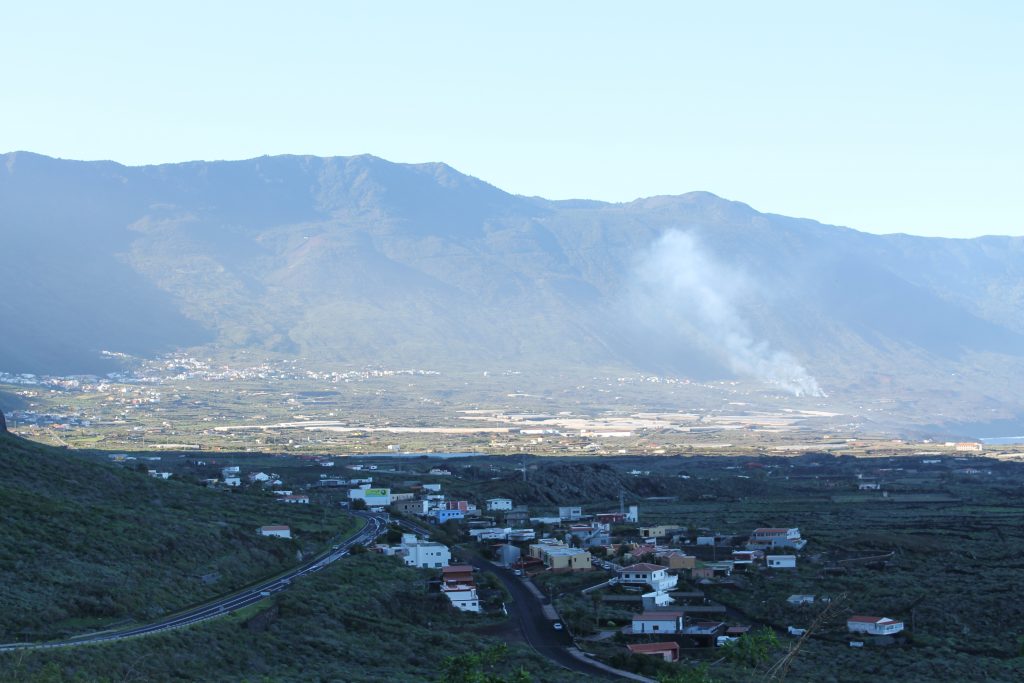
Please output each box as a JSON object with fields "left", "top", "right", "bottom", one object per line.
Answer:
{"left": 1, "top": 1, "right": 1021, "bottom": 238}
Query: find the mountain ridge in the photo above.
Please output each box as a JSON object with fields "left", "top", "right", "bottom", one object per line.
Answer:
{"left": 3, "top": 152, "right": 1023, "bottom": 422}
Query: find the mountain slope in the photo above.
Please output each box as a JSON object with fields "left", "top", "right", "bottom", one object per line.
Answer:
{"left": 2, "top": 152, "right": 1023, "bottom": 416}
{"left": 0, "top": 432, "right": 349, "bottom": 641}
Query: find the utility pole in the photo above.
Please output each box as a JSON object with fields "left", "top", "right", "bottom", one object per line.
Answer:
{"left": 619, "top": 489, "right": 625, "bottom": 515}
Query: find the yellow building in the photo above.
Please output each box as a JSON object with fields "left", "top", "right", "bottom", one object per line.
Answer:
{"left": 666, "top": 552, "right": 696, "bottom": 570}
{"left": 528, "top": 540, "right": 591, "bottom": 571}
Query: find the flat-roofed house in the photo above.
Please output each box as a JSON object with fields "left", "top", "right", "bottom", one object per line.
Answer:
{"left": 847, "top": 616, "right": 904, "bottom": 635}
{"left": 618, "top": 563, "right": 678, "bottom": 592}
{"left": 258, "top": 525, "right": 291, "bottom": 539}
{"left": 632, "top": 611, "right": 685, "bottom": 634}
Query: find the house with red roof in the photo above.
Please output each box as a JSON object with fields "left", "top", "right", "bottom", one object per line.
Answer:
{"left": 441, "top": 564, "right": 475, "bottom": 584}
{"left": 626, "top": 641, "right": 680, "bottom": 662}
{"left": 847, "top": 615, "right": 904, "bottom": 635}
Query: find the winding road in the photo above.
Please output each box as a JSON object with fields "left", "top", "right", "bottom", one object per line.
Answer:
{"left": 0, "top": 511, "right": 388, "bottom": 652}
{"left": 394, "top": 517, "right": 622, "bottom": 680}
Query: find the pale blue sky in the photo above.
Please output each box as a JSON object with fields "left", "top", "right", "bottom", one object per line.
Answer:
{"left": 2, "top": 1, "right": 1021, "bottom": 237}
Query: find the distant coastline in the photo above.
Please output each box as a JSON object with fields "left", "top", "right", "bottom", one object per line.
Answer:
{"left": 981, "top": 436, "right": 1024, "bottom": 445}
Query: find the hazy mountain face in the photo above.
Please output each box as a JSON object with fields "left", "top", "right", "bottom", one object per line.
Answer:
{"left": 2, "top": 152, "right": 1023, "bottom": 417}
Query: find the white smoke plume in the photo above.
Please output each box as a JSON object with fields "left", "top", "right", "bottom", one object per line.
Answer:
{"left": 632, "top": 229, "right": 824, "bottom": 397}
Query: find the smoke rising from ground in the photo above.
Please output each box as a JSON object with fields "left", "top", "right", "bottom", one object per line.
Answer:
{"left": 632, "top": 230, "right": 824, "bottom": 397}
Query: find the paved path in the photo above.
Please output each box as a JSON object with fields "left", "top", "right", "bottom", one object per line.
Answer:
{"left": 396, "top": 516, "right": 650, "bottom": 681}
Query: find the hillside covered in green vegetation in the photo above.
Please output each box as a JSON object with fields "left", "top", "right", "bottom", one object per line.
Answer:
{"left": 1, "top": 553, "right": 572, "bottom": 683}
{"left": 0, "top": 433, "right": 354, "bottom": 642}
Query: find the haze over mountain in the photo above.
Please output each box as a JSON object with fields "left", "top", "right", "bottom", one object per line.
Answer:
{"left": 3, "top": 152, "right": 1023, "bottom": 424}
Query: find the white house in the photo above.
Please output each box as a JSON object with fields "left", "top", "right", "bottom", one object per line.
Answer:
{"left": 750, "top": 528, "right": 807, "bottom": 550}
{"left": 221, "top": 466, "right": 240, "bottom": 476}
{"left": 618, "top": 563, "right": 679, "bottom": 592}
{"left": 642, "top": 591, "right": 674, "bottom": 608}
{"left": 148, "top": 470, "right": 172, "bottom": 479}
{"left": 732, "top": 550, "right": 759, "bottom": 565}
{"left": 348, "top": 485, "right": 392, "bottom": 507}
{"left": 766, "top": 555, "right": 797, "bottom": 569}
{"left": 787, "top": 594, "right": 815, "bottom": 605}
{"left": 495, "top": 543, "right": 521, "bottom": 567}
{"left": 486, "top": 498, "right": 513, "bottom": 511}
{"left": 258, "top": 525, "right": 291, "bottom": 539}
{"left": 223, "top": 476, "right": 241, "bottom": 487}
{"left": 278, "top": 494, "right": 310, "bottom": 504}
{"left": 469, "top": 527, "right": 511, "bottom": 541}
{"left": 847, "top": 616, "right": 904, "bottom": 635}
{"left": 558, "top": 506, "right": 582, "bottom": 521}
{"left": 400, "top": 534, "right": 451, "bottom": 568}
{"left": 626, "top": 505, "right": 639, "bottom": 523}
{"left": 632, "top": 611, "right": 685, "bottom": 634}
{"left": 441, "top": 582, "right": 481, "bottom": 612}
{"left": 249, "top": 471, "right": 271, "bottom": 483}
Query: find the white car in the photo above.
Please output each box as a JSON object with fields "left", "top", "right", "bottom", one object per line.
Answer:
{"left": 553, "top": 622, "right": 564, "bottom": 631}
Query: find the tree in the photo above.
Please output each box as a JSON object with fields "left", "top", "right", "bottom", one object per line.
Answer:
{"left": 657, "top": 663, "right": 716, "bottom": 683}
{"left": 437, "top": 644, "right": 531, "bottom": 683}
{"left": 721, "top": 628, "right": 780, "bottom": 668}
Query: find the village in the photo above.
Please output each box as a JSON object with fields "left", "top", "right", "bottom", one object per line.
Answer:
{"left": 79, "top": 437, "right": 1024, "bottom": 680}
{"left": 162, "top": 452, "right": 922, "bottom": 678}
{"left": 361, "top": 480, "right": 915, "bottom": 676}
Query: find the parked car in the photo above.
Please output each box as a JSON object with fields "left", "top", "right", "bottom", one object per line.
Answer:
{"left": 553, "top": 622, "right": 564, "bottom": 631}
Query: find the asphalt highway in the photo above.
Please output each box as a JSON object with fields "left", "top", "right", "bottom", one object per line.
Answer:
{"left": 466, "top": 554, "right": 617, "bottom": 680}
{"left": 0, "top": 511, "right": 388, "bottom": 652}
